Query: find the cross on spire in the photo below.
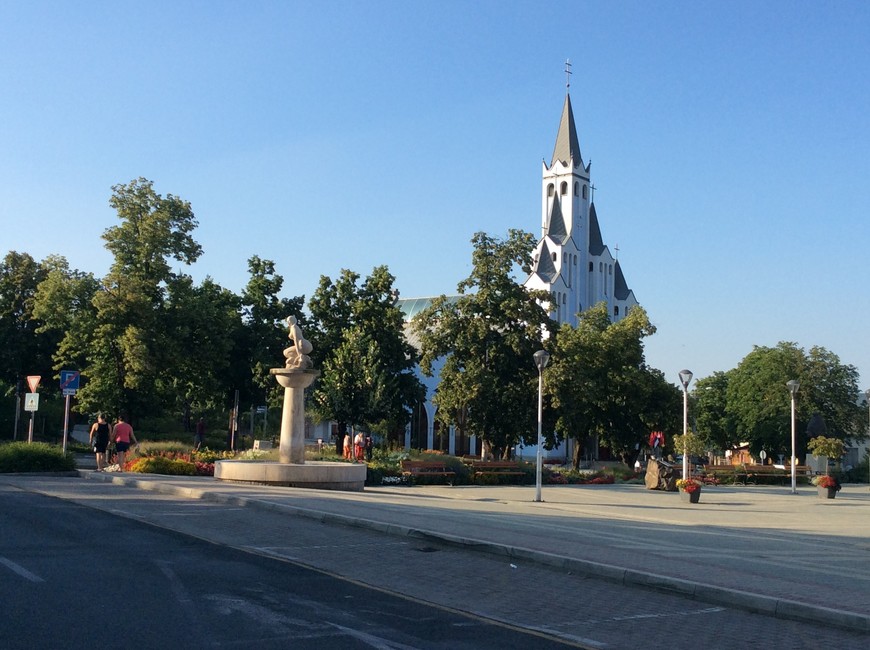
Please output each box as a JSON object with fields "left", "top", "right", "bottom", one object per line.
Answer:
{"left": 614, "top": 243, "right": 620, "bottom": 260}
{"left": 589, "top": 182, "right": 596, "bottom": 203}
{"left": 564, "top": 59, "right": 572, "bottom": 90}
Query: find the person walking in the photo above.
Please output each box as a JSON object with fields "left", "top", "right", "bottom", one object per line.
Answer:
{"left": 343, "top": 432, "right": 352, "bottom": 460}
{"left": 364, "top": 435, "right": 373, "bottom": 461}
{"left": 194, "top": 417, "right": 206, "bottom": 451}
{"left": 354, "top": 430, "right": 364, "bottom": 462}
{"left": 113, "top": 414, "right": 138, "bottom": 470}
{"left": 89, "top": 414, "right": 111, "bottom": 471}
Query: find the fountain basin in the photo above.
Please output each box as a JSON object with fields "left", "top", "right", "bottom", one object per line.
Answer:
{"left": 214, "top": 460, "right": 366, "bottom": 491}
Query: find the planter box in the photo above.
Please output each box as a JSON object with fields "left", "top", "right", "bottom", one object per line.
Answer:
{"left": 817, "top": 485, "right": 837, "bottom": 499}
{"left": 680, "top": 488, "right": 701, "bottom": 503}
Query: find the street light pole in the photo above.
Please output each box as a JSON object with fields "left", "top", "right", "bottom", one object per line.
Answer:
{"left": 679, "top": 369, "right": 693, "bottom": 480}
{"left": 533, "top": 349, "right": 550, "bottom": 503}
{"left": 865, "top": 388, "right": 870, "bottom": 490}
{"left": 786, "top": 380, "right": 800, "bottom": 495}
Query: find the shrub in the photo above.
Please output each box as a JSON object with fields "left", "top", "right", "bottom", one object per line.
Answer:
{"left": 0, "top": 442, "right": 76, "bottom": 473}
{"left": 128, "top": 456, "right": 196, "bottom": 475}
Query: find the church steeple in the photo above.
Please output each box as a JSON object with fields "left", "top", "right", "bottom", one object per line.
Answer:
{"left": 549, "top": 93, "right": 583, "bottom": 169}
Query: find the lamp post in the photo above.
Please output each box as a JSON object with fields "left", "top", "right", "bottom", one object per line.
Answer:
{"left": 786, "top": 380, "right": 800, "bottom": 494}
{"left": 678, "top": 369, "right": 693, "bottom": 479}
{"left": 533, "top": 349, "right": 550, "bottom": 502}
{"left": 865, "top": 388, "right": 870, "bottom": 490}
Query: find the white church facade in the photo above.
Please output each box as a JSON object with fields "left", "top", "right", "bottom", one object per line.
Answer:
{"left": 397, "top": 91, "right": 638, "bottom": 458}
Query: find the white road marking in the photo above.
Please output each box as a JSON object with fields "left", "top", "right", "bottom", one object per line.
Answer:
{"left": 0, "top": 556, "right": 45, "bottom": 582}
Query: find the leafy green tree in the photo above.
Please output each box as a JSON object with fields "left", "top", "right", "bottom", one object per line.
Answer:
{"left": 309, "top": 265, "right": 423, "bottom": 452}
{"left": 413, "top": 230, "right": 552, "bottom": 459}
{"left": 240, "top": 256, "right": 305, "bottom": 409}
{"left": 693, "top": 371, "right": 737, "bottom": 452}
{"left": 0, "top": 251, "right": 52, "bottom": 385}
{"left": 724, "top": 342, "right": 863, "bottom": 459}
{"left": 545, "top": 303, "right": 679, "bottom": 466}
{"left": 74, "top": 178, "right": 203, "bottom": 421}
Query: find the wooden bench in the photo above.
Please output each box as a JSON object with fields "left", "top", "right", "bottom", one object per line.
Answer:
{"left": 400, "top": 460, "right": 456, "bottom": 485}
{"left": 468, "top": 460, "right": 526, "bottom": 479}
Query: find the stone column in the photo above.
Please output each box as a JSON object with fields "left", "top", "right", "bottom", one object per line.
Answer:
{"left": 270, "top": 369, "right": 319, "bottom": 464}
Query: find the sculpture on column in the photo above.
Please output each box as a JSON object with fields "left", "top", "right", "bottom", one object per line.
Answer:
{"left": 283, "top": 315, "right": 313, "bottom": 370}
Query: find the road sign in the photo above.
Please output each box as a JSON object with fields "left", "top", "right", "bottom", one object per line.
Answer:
{"left": 60, "top": 370, "right": 80, "bottom": 391}
{"left": 26, "top": 375, "right": 41, "bottom": 392}
{"left": 62, "top": 388, "right": 77, "bottom": 397}
{"left": 24, "top": 393, "right": 39, "bottom": 412}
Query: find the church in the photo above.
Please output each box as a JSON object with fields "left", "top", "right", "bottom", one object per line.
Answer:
{"left": 397, "top": 89, "right": 638, "bottom": 457}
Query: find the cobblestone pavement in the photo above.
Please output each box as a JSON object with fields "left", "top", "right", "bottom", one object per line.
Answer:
{"left": 2, "top": 473, "right": 868, "bottom": 649}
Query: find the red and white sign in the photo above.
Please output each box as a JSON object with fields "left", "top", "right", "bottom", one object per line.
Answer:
{"left": 26, "top": 375, "right": 41, "bottom": 392}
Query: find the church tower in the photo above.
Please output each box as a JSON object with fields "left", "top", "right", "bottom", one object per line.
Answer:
{"left": 525, "top": 87, "right": 637, "bottom": 326}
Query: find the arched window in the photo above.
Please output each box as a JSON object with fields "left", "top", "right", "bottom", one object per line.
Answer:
{"left": 547, "top": 184, "right": 554, "bottom": 197}
{"left": 599, "top": 262, "right": 603, "bottom": 272}
{"left": 560, "top": 181, "right": 567, "bottom": 195}
{"left": 574, "top": 182, "right": 579, "bottom": 196}
{"left": 552, "top": 252, "right": 557, "bottom": 262}
{"left": 582, "top": 184, "right": 588, "bottom": 199}
{"left": 609, "top": 265, "right": 612, "bottom": 275}
{"left": 614, "top": 306, "right": 620, "bottom": 317}
{"left": 588, "top": 262, "right": 593, "bottom": 272}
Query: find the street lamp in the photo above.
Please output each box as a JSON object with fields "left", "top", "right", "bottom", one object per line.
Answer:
{"left": 786, "top": 380, "right": 800, "bottom": 494}
{"left": 864, "top": 388, "right": 870, "bottom": 490}
{"left": 678, "top": 369, "right": 693, "bottom": 479}
{"left": 533, "top": 349, "right": 550, "bottom": 502}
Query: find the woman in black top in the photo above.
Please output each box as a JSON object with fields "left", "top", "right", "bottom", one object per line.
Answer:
{"left": 89, "top": 414, "right": 111, "bottom": 471}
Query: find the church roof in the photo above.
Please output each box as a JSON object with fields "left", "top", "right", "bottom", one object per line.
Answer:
{"left": 588, "top": 203, "right": 605, "bottom": 255}
{"left": 533, "top": 240, "right": 558, "bottom": 283}
{"left": 545, "top": 195, "right": 568, "bottom": 244}
{"left": 550, "top": 93, "right": 583, "bottom": 168}
{"left": 396, "top": 295, "right": 461, "bottom": 322}
{"left": 614, "top": 260, "right": 631, "bottom": 300}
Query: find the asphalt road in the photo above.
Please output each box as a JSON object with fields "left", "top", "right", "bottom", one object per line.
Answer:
{"left": 0, "top": 485, "right": 575, "bottom": 649}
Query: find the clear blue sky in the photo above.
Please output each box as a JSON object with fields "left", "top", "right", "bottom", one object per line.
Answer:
{"left": 2, "top": 1, "right": 868, "bottom": 390}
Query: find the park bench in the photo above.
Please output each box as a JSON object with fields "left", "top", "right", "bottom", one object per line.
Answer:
{"left": 468, "top": 460, "right": 526, "bottom": 480}
{"left": 400, "top": 460, "right": 456, "bottom": 485}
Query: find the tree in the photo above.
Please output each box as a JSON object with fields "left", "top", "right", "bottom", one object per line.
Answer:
{"left": 413, "top": 230, "right": 552, "bottom": 459}
{"left": 724, "top": 342, "right": 863, "bottom": 459}
{"left": 74, "top": 178, "right": 203, "bottom": 421}
{"left": 693, "top": 371, "right": 737, "bottom": 453}
{"left": 309, "top": 266, "right": 422, "bottom": 452}
{"left": 240, "top": 256, "right": 304, "bottom": 409}
{"left": 0, "top": 251, "right": 52, "bottom": 385}
{"left": 545, "top": 303, "right": 680, "bottom": 467}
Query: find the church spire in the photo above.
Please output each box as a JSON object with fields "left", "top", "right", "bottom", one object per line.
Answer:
{"left": 549, "top": 93, "right": 583, "bottom": 169}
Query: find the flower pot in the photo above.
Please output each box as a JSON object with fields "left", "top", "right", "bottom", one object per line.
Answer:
{"left": 817, "top": 486, "right": 837, "bottom": 499}
{"left": 680, "top": 487, "right": 701, "bottom": 503}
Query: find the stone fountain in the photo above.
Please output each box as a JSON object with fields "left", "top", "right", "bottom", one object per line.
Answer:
{"left": 214, "top": 316, "right": 366, "bottom": 491}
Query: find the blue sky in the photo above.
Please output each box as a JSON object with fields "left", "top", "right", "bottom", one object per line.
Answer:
{"left": 1, "top": 1, "right": 868, "bottom": 390}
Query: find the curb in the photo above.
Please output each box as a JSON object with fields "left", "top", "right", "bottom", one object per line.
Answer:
{"left": 79, "top": 471, "right": 870, "bottom": 634}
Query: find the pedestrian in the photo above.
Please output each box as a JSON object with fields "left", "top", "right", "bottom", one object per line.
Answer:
{"left": 364, "top": 435, "right": 373, "bottom": 461}
{"left": 343, "top": 432, "right": 352, "bottom": 460}
{"left": 89, "top": 413, "right": 111, "bottom": 471}
{"left": 194, "top": 417, "right": 206, "bottom": 451}
{"left": 113, "top": 414, "right": 138, "bottom": 471}
{"left": 354, "top": 430, "right": 364, "bottom": 462}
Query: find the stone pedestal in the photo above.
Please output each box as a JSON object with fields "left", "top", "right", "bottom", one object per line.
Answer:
{"left": 270, "top": 368, "right": 319, "bottom": 464}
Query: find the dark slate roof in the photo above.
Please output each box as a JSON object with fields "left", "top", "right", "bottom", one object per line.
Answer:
{"left": 614, "top": 260, "right": 631, "bottom": 300}
{"left": 550, "top": 93, "right": 583, "bottom": 168}
{"left": 545, "top": 195, "right": 568, "bottom": 244}
{"left": 588, "top": 203, "right": 605, "bottom": 255}
{"left": 534, "top": 241, "right": 558, "bottom": 283}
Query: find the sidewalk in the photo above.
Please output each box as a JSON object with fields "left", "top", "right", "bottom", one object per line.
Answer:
{"left": 10, "top": 470, "right": 870, "bottom": 634}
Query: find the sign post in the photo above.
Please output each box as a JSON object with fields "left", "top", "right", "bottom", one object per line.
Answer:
{"left": 24, "top": 392, "right": 39, "bottom": 443}
{"left": 59, "top": 371, "right": 80, "bottom": 453}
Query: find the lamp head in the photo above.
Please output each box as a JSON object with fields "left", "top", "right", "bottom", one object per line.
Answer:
{"left": 533, "top": 349, "right": 550, "bottom": 371}
{"left": 786, "top": 379, "right": 800, "bottom": 396}
{"left": 678, "top": 369, "right": 693, "bottom": 389}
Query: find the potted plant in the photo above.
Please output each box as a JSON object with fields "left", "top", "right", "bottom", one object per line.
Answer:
{"left": 807, "top": 436, "right": 845, "bottom": 499}
{"left": 812, "top": 474, "right": 841, "bottom": 499}
{"left": 676, "top": 478, "right": 702, "bottom": 503}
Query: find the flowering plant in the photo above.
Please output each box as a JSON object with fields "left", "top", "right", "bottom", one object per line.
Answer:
{"left": 676, "top": 478, "right": 701, "bottom": 494}
{"left": 812, "top": 475, "right": 840, "bottom": 490}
